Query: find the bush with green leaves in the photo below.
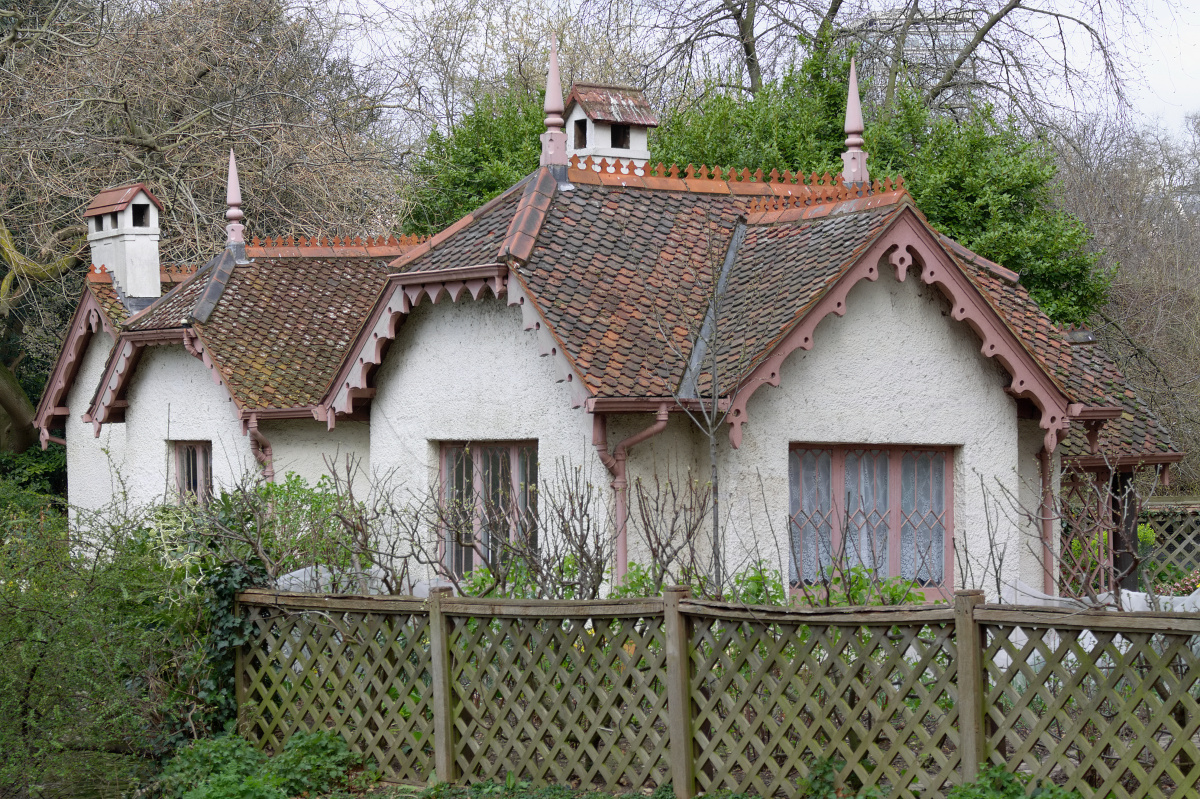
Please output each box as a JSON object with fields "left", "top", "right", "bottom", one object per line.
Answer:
{"left": 160, "top": 730, "right": 360, "bottom": 799}
{"left": 947, "top": 766, "right": 1081, "bottom": 798}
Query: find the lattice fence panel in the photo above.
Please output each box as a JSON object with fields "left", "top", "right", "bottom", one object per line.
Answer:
{"left": 687, "top": 613, "right": 959, "bottom": 799}
{"left": 240, "top": 603, "right": 435, "bottom": 783}
{"left": 1143, "top": 510, "right": 1200, "bottom": 579}
{"left": 984, "top": 621, "right": 1200, "bottom": 798}
{"left": 447, "top": 613, "right": 669, "bottom": 790}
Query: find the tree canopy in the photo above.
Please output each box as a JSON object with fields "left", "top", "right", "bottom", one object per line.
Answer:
{"left": 652, "top": 53, "right": 1108, "bottom": 324}
{"left": 403, "top": 89, "right": 545, "bottom": 236}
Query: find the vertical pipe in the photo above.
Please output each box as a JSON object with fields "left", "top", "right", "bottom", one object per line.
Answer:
{"left": 1039, "top": 447, "right": 1054, "bottom": 595}
{"left": 593, "top": 406, "right": 670, "bottom": 584}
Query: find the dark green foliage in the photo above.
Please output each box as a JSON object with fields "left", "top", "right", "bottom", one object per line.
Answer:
{"left": 270, "top": 729, "right": 360, "bottom": 795}
{"left": 158, "top": 733, "right": 269, "bottom": 799}
{"left": 651, "top": 51, "right": 1107, "bottom": 324}
{"left": 947, "top": 766, "right": 1081, "bottom": 798}
{"left": 192, "top": 559, "right": 268, "bottom": 731}
{"left": 160, "top": 729, "right": 360, "bottom": 798}
{"left": 0, "top": 443, "right": 66, "bottom": 496}
{"left": 405, "top": 87, "right": 544, "bottom": 235}
{"left": 796, "top": 757, "right": 880, "bottom": 798}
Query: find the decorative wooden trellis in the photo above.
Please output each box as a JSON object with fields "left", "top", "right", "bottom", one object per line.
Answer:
{"left": 442, "top": 597, "right": 670, "bottom": 790}
{"left": 237, "top": 592, "right": 435, "bottom": 783}
{"left": 235, "top": 588, "right": 1200, "bottom": 799}
{"left": 980, "top": 607, "right": 1200, "bottom": 798}
{"left": 1142, "top": 503, "right": 1200, "bottom": 579}
{"left": 683, "top": 600, "right": 960, "bottom": 799}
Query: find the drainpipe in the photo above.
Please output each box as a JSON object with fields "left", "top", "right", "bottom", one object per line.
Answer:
{"left": 1039, "top": 447, "right": 1053, "bottom": 595}
{"left": 593, "top": 404, "right": 670, "bottom": 583}
{"left": 247, "top": 413, "right": 275, "bottom": 483}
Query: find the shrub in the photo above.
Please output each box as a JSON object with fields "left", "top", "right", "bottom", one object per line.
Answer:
{"left": 946, "top": 766, "right": 1081, "bottom": 798}
{"left": 159, "top": 730, "right": 360, "bottom": 798}
{"left": 158, "top": 733, "right": 267, "bottom": 799}
{"left": 182, "top": 772, "right": 286, "bottom": 799}
{"left": 269, "top": 730, "right": 359, "bottom": 795}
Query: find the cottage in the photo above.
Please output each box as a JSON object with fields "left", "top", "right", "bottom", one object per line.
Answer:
{"left": 36, "top": 47, "right": 1179, "bottom": 598}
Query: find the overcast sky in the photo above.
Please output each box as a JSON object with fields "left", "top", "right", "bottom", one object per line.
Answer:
{"left": 1124, "top": 0, "right": 1200, "bottom": 136}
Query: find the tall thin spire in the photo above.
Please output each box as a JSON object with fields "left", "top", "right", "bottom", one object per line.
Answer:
{"left": 225, "top": 149, "right": 245, "bottom": 248}
{"left": 841, "top": 58, "right": 869, "bottom": 185}
{"left": 540, "top": 36, "right": 568, "bottom": 169}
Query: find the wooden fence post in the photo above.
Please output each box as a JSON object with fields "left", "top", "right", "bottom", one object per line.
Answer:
{"left": 954, "top": 590, "right": 987, "bottom": 783}
{"left": 429, "top": 587, "right": 457, "bottom": 784}
{"left": 664, "top": 586, "right": 694, "bottom": 799}
{"left": 234, "top": 595, "right": 245, "bottom": 736}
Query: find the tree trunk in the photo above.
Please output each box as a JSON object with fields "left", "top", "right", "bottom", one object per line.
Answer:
{"left": 0, "top": 361, "right": 37, "bottom": 452}
{"left": 711, "top": 433, "right": 721, "bottom": 593}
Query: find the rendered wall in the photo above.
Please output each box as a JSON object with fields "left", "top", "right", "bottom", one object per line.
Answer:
{"left": 370, "top": 296, "right": 606, "bottom": 584}
{"left": 76, "top": 346, "right": 369, "bottom": 511}
{"left": 121, "top": 345, "right": 253, "bottom": 507}
{"left": 66, "top": 331, "right": 127, "bottom": 515}
{"left": 718, "top": 269, "right": 1023, "bottom": 600}
{"left": 263, "top": 419, "right": 371, "bottom": 495}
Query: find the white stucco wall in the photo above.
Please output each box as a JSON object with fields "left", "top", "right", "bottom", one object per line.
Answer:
{"left": 370, "top": 296, "right": 607, "bottom": 583}
{"left": 67, "top": 344, "right": 371, "bottom": 513}
{"left": 264, "top": 419, "right": 371, "bottom": 495}
{"left": 121, "top": 345, "right": 254, "bottom": 507}
{"left": 66, "top": 331, "right": 127, "bottom": 514}
{"left": 717, "top": 269, "right": 1023, "bottom": 599}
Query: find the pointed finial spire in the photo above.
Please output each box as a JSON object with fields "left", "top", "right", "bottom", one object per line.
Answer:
{"left": 225, "top": 149, "right": 245, "bottom": 246}
{"left": 841, "top": 58, "right": 869, "bottom": 185}
{"left": 540, "top": 35, "right": 568, "bottom": 169}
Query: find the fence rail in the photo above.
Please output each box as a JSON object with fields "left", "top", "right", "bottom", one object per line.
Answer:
{"left": 236, "top": 588, "right": 1200, "bottom": 798}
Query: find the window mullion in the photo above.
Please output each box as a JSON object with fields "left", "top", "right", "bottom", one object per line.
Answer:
{"left": 831, "top": 448, "right": 845, "bottom": 565}
{"left": 888, "top": 449, "right": 903, "bottom": 579}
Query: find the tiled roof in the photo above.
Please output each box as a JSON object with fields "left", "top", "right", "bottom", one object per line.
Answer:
{"left": 86, "top": 265, "right": 198, "bottom": 327}
{"left": 394, "top": 179, "right": 528, "bottom": 274}
{"left": 520, "top": 183, "right": 743, "bottom": 396}
{"left": 84, "top": 183, "right": 164, "bottom": 217}
{"left": 707, "top": 204, "right": 903, "bottom": 394}
{"left": 952, "top": 250, "right": 1179, "bottom": 463}
{"left": 194, "top": 256, "right": 390, "bottom": 409}
{"left": 125, "top": 259, "right": 215, "bottom": 331}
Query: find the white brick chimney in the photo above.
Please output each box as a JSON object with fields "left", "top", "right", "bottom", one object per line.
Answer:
{"left": 84, "top": 183, "right": 163, "bottom": 310}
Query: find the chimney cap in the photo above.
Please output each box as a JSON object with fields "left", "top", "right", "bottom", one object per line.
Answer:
{"left": 84, "top": 183, "right": 164, "bottom": 218}
{"left": 565, "top": 83, "right": 659, "bottom": 127}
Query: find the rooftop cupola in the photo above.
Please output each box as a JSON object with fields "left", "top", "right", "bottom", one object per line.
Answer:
{"left": 84, "top": 183, "right": 164, "bottom": 311}
{"left": 841, "top": 58, "right": 870, "bottom": 185}
{"left": 564, "top": 83, "right": 658, "bottom": 167}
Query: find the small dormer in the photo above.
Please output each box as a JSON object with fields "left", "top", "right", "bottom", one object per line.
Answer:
{"left": 564, "top": 83, "right": 658, "bottom": 167}
{"left": 84, "top": 183, "right": 164, "bottom": 310}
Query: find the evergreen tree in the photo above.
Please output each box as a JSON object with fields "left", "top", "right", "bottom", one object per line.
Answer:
{"left": 404, "top": 88, "right": 544, "bottom": 236}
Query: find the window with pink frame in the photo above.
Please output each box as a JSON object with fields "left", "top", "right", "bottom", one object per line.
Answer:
{"left": 174, "top": 440, "right": 212, "bottom": 503}
{"left": 788, "top": 446, "right": 954, "bottom": 595}
{"left": 440, "top": 441, "right": 538, "bottom": 577}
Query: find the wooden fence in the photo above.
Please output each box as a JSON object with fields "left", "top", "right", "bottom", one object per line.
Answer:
{"left": 236, "top": 588, "right": 1200, "bottom": 799}
{"left": 1142, "top": 500, "right": 1200, "bottom": 579}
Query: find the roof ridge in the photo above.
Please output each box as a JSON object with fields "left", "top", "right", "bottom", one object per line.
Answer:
{"left": 249, "top": 233, "right": 426, "bottom": 249}
{"left": 498, "top": 168, "right": 558, "bottom": 265}
{"left": 567, "top": 155, "right": 909, "bottom": 203}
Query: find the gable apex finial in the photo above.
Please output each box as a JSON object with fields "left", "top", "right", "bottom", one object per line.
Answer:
{"left": 540, "top": 35, "right": 568, "bottom": 169}
{"left": 226, "top": 149, "right": 245, "bottom": 247}
{"left": 841, "top": 58, "right": 869, "bottom": 185}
